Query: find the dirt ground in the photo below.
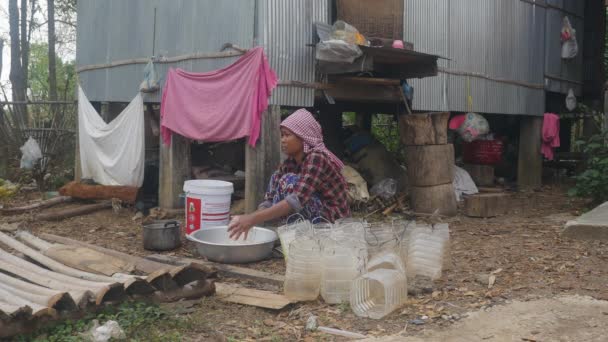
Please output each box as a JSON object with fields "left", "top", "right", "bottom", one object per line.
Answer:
{"left": 2, "top": 184, "right": 608, "bottom": 341}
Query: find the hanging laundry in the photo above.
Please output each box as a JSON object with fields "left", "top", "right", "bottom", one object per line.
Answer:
{"left": 160, "top": 47, "right": 278, "bottom": 146}
{"left": 542, "top": 113, "right": 560, "bottom": 161}
{"left": 78, "top": 86, "right": 145, "bottom": 187}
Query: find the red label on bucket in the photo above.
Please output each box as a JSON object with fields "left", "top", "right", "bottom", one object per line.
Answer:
{"left": 185, "top": 197, "right": 201, "bottom": 235}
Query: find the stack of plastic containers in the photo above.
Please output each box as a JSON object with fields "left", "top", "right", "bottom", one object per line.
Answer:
{"left": 365, "top": 223, "right": 400, "bottom": 259}
{"left": 277, "top": 218, "right": 312, "bottom": 260}
{"left": 284, "top": 236, "right": 322, "bottom": 301}
{"left": 350, "top": 252, "right": 407, "bottom": 319}
{"left": 320, "top": 234, "right": 367, "bottom": 304}
{"left": 406, "top": 223, "right": 450, "bottom": 280}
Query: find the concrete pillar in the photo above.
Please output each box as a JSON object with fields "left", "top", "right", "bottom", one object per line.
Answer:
{"left": 517, "top": 116, "right": 543, "bottom": 190}
{"left": 245, "top": 105, "right": 282, "bottom": 213}
{"left": 159, "top": 134, "right": 191, "bottom": 209}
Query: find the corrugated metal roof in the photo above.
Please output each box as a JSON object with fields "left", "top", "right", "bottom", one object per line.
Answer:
{"left": 256, "top": 0, "right": 330, "bottom": 108}
{"left": 405, "top": 0, "right": 552, "bottom": 116}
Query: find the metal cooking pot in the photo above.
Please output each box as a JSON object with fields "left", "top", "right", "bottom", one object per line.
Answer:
{"left": 143, "top": 220, "right": 182, "bottom": 251}
{"left": 186, "top": 226, "right": 277, "bottom": 264}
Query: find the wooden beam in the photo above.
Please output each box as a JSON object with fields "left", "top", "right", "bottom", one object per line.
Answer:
{"left": 517, "top": 116, "right": 543, "bottom": 190}
{"left": 146, "top": 254, "right": 285, "bottom": 286}
{"left": 245, "top": 105, "right": 282, "bottom": 213}
{"left": 323, "top": 83, "right": 402, "bottom": 103}
{"left": 159, "top": 133, "right": 191, "bottom": 209}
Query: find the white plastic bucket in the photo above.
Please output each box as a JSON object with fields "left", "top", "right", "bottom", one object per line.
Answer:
{"left": 183, "top": 180, "right": 234, "bottom": 234}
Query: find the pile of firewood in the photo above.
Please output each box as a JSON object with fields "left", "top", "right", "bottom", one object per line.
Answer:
{"left": 0, "top": 231, "right": 215, "bottom": 338}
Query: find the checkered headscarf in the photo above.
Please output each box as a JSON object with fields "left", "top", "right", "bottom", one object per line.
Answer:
{"left": 280, "top": 109, "right": 345, "bottom": 171}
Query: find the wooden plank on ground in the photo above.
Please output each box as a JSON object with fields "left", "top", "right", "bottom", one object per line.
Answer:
{"left": 44, "top": 245, "right": 135, "bottom": 276}
{"left": 215, "top": 283, "right": 291, "bottom": 310}
{"left": 146, "top": 254, "right": 284, "bottom": 286}
{"left": 40, "top": 233, "right": 170, "bottom": 274}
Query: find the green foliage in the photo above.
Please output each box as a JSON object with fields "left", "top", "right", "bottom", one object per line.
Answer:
{"left": 569, "top": 122, "right": 608, "bottom": 204}
{"left": 371, "top": 114, "right": 405, "bottom": 164}
{"left": 28, "top": 42, "right": 77, "bottom": 101}
{"left": 17, "top": 301, "right": 184, "bottom": 342}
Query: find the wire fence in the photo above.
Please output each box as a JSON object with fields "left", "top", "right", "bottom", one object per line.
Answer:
{"left": 0, "top": 101, "right": 76, "bottom": 187}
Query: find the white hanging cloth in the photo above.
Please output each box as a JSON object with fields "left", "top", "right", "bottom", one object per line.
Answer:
{"left": 78, "top": 86, "right": 145, "bottom": 187}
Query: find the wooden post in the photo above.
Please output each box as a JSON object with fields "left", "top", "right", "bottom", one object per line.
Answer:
{"left": 517, "top": 116, "right": 543, "bottom": 190}
{"left": 245, "top": 105, "right": 281, "bottom": 213}
{"left": 74, "top": 113, "right": 81, "bottom": 182}
{"left": 159, "top": 134, "right": 191, "bottom": 209}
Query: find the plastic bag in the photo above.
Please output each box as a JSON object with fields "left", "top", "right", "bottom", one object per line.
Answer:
{"left": 453, "top": 165, "right": 479, "bottom": 201}
{"left": 453, "top": 113, "right": 490, "bottom": 143}
{"left": 330, "top": 20, "right": 367, "bottom": 46}
{"left": 139, "top": 59, "right": 160, "bottom": 93}
{"left": 316, "top": 40, "right": 362, "bottom": 63}
{"left": 566, "top": 88, "right": 577, "bottom": 111}
{"left": 561, "top": 17, "right": 578, "bottom": 59}
{"left": 370, "top": 179, "right": 397, "bottom": 200}
{"left": 19, "top": 137, "right": 43, "bottom": 169}
{"left": 86, "top": 320, "right": 125, "bottom": 342}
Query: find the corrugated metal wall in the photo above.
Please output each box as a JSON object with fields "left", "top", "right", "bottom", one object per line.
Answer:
{"left": 77, "top": 0, "right": 329, "bottom": 107}
{"left": 405, "top": 0, "right": 559, "bottom": 116}
{"left": 257, "top": 0, "right": 331, "bottom": 108}
{"left": 77, "top": 0, "right": 256, "bottom": 103}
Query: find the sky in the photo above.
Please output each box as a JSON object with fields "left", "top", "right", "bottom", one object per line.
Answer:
{"left": 0, "top": 0, "right": 76, "bottom": 89}
{"left": 0, "top": 0, "right": 10, "bottom": 83}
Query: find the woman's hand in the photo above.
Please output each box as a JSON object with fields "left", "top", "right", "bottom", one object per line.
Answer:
{"left": 228, "top": 214, "right": 256, "bottom": 240}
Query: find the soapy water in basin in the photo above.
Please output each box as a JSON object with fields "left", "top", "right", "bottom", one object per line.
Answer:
{"left": 189, "top": 226, "right": 278, "bottom": 246}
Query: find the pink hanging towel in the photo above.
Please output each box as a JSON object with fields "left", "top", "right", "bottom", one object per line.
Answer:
{"left": 542, "top": 113, "right": 560, "bottom": 160}
{"left": 161, "top": 47, "right": 278, "bottom": 146}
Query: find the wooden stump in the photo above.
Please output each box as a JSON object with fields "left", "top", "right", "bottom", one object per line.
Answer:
{"left": 410, "top": 183, "right": 457, "bottom": 216}
{"left": 399, "top": 112, "right": 449, "bottom": 146}
{"left": 406, "top": 144, "right": 454, "bottom": 186}
{"left": 464, "top": 193, "right": 509, "bottom": 218}
{"left": 463, "top": 164, "right": 494, "bottom": 187}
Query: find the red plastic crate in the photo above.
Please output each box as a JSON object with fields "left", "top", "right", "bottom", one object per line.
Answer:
{"left": 463, "top": 140, "right": 504, "bottom": 165}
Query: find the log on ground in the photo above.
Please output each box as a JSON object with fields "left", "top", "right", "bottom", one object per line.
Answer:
{"left": 34, "top": 201, "right": 112, "bottom": 222}
{"left": 59, "top": 181, "right": 139, "bottom": 204}
{"left": 405, "top": 144, "right": 455, "bottom": 186}
{"left": 0, "top": 196, "right": 73, "bottom": 216}
{"left": 464, "top": 193, "right": 510, "bottom": 218}
{"left": 410, "top": 183, "right": 458, "bottom": 216}
{"left": 463, "top": 164, "right": 495, "bottom": 187}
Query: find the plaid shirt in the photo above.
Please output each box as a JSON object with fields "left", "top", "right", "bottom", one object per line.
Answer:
{"left": 265, "top": 151, "right": 350, "bottom": 222}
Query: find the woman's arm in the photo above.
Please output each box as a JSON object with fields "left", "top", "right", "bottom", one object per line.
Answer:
{"left": 228, "top": 200, "right": 293, "bottom": 240}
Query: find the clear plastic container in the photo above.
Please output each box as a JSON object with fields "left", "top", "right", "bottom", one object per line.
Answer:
{"left": 320, "top": 238, "right": 366, "bottom": 304}
{"left": 367, "top": 252, "right": 405, "bottom": 273}
{"left": 350, "top": 268, "right": 408, "bottom": 319}
{"left": 284, "top": 237, "right": 322, "bottom": 301}
{"left": 277, "top": 219, "right": 311, "bottom": 260}
{"left": 406, "top": 224, "right": 450, "bottom": 280}
{"left": 365, "top": 223, "right": 400, "bottom": 259}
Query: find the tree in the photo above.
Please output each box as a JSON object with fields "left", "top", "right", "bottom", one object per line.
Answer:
{"left": 28, "top": 43, "right": 75, "bottom": 101}
{"left": 47, "top": 0, "right": 57, "bottom": 104}
{"left": 9, "top": 0, "right": 27, "bottom": 125}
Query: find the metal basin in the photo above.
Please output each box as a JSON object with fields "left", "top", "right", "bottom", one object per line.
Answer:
{"left": 186, "top": 226, "right": 277, "bottom": 264}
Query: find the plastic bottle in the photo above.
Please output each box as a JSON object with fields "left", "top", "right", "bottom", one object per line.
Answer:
{"left": 284, "top": 237, "right": 322, "bottom": 301}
